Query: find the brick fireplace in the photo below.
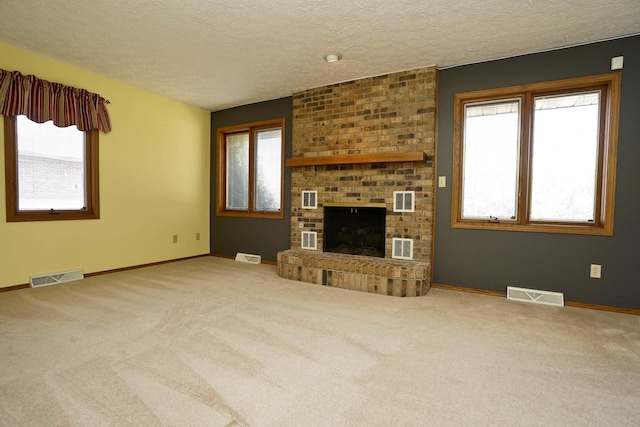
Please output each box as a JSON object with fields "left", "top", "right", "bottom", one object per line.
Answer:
{"left": 277, "top": 66, "right": 437, "bottom": 297}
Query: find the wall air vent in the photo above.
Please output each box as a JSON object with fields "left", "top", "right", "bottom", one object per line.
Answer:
{"left": 507, "top": 286, "right": 564, "bottom": 307}
{"left": 392, "top": 238, "right": 413, "bottom": 260}
{"left": 302, "top": 191, "right": 318, "bottom": 209}
{"left": 234, "top": 252, "right": 262, "bottom": 264}
{"left": 393, "top": 191, "right": 415, "bottom": 212}
{"left": 301, "top": 231, "right": 317, "bottom": 250}
{"left": 30, "top": 269, "right": 84, "bottom": 288}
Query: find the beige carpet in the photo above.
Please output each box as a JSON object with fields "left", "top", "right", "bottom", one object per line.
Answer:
{"left": 1, "top": 256, "right": 638, "bottom": 426}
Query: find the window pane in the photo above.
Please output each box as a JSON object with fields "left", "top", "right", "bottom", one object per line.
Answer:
{"left": 254, "top": 128, "right": 281, "bottom": 211}
{"left": 226, "top": 133, "right": 249, "bottom": 210}
{"left": 462, "top": 101, "right": 520, "bottom": 219}
{"left": 16, "top": 116, "right": 86, "bottom": 211}
{"left": 530, "top": 92, "right": 600, "bottom": 222}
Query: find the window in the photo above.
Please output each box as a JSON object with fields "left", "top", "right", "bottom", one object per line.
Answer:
{"left": 452, "top": 73, "right": 620, "bottom": 235}
{"left": 216, "top": 119, "right": 284, "bottom": 219}
{"left": 4, "top": 115, "right": 99, "bottom": 222}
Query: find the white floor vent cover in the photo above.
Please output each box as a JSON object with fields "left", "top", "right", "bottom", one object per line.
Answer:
{"left": 30, "top": 269, "right": 84, "bottom": 288}
{"left": 507, "top": 286, "right": 564, "bottom": 307}
{"left": 235, "top": 252, "right": 261, "bottom": 264}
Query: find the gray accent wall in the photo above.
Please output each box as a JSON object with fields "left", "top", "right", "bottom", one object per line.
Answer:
{"left": 210, "top": 97, "right": 293, "bottom": 262}
{"left": 434, "top": 36, "right": 640, "bottom": 309}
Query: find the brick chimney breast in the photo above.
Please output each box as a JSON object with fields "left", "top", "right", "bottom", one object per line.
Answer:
{"left": 290, "top": 66, "right": 437, "bottom": 264}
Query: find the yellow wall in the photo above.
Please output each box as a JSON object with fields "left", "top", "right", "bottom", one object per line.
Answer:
{"left": 0, "top": 42, "right": 211, "bottom": 288}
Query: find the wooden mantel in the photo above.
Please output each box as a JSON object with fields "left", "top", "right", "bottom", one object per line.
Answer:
{"left": 286, "top": 151, "right": 426, "bottom": 167}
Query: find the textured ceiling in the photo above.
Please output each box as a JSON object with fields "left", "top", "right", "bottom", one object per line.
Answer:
{"left": 1, "top": 0, "right": 638, "bottom": 111}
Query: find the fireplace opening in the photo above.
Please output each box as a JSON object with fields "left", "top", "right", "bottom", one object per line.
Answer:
{"left": 324, "top": 206, "right": 386, "bottom": 258}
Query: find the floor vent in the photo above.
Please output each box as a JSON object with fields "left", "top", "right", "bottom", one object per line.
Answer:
{"left": 30, "top": 269, "right": 84, "bottom": 288}
{"left": 235, "top": 252, "right": 261, "bottom": 264}
{"left": 507, "top": 286, "right": 564, "bottom": 307}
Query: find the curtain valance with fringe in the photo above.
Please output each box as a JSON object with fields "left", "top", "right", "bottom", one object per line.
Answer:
{"left": 0, "top": 69, "right": 111, "bottom": 133}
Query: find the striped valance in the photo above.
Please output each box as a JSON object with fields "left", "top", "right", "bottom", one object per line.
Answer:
{"left": 0, "top": 69, "right": 111, "bottom": 133}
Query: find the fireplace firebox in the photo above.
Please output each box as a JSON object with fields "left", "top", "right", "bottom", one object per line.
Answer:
{"left": 323, "top": 206, "right": 386, "bottom": 258}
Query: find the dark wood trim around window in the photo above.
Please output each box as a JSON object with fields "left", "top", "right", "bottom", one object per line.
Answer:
{"left": 215, "top": 118, "right": 285, "bottom": 219}
{"left": 4, "top": 116, "right": 100, "bottom": 222}
{"left": 451, "top": 73, "right": 621, "bottom": 236}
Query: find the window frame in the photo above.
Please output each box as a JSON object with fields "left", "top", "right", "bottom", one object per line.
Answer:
{"left": 4, "top": 115, "right": 100, "bottom": 222}
{"left": 451, "top": 73, "right": 621, "bottom": 236}
{"left": 215, "top": 118, "right": 284, "bottom": 219}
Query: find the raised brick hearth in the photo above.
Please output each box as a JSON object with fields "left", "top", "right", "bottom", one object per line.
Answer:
{"left": 278, "top": 249, "right": 430, "bottom": 297}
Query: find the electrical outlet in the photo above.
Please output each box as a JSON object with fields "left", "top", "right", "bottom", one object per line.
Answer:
{"left": 590, "top": 264, "right": 601, "bottom": 279}
{"left": 196, "top": 232, "right": 200, "bottom": 241}
{"left": 438, "top": 176, "right": 446, "bottom": 188}
{"left": 173, "top": 234, "right": 178, "bottom": 243}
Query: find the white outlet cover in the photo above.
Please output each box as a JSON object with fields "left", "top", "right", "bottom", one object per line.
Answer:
{"left": 590, "top": 264, "right": 602, "bottom": 278}
{"left": 438, "top": 176, "right": 446, "bottom": 188}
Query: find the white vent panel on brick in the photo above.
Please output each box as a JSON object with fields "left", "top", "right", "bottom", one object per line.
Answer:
{"left": 392, "top": 238, "right": 413, "bottom": 260}
{"left": 30, "top": 269, "right": 84, "bottom": 288}
{"left": 302, "top": 191, "right": 318, "bottom": 209}
{"left": 507, "top": 286, "right": 564, "bottom": 307}
{"left": 393, "top": 191, "right": 415, "bottom": 212}
{"left": 235, "top": 252, "right": 261, "bottom": 264}
{"left": 301, "top": 231, "right": 317, "bottom": 250}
